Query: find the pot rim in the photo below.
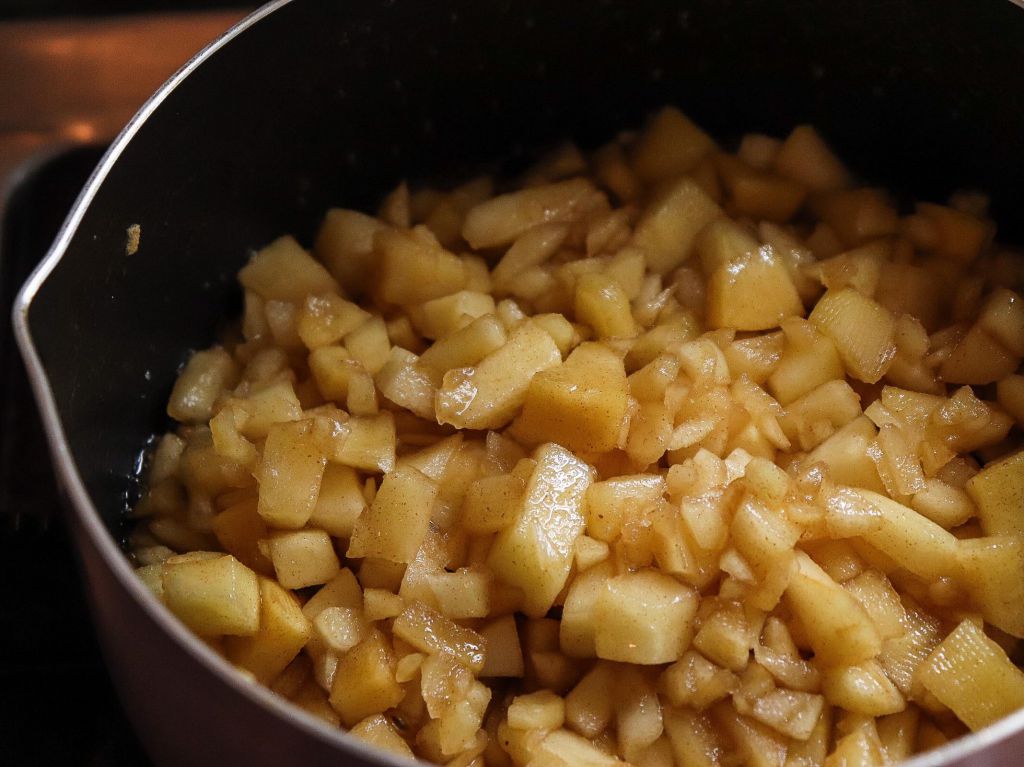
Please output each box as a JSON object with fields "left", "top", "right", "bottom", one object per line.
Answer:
{"left": 11, "top": 2, "right": 1024, "bottom": 765}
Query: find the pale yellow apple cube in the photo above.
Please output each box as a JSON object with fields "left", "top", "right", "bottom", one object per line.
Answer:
{"left": 630, "top": 106, "right": 714, "bottom": 183}
{"left": 161, "top": 553, "right": 260, "bottom": 637}
{"left": 391, "top": 602, "right": 486, "bottom": 673}
{"left": 296, "top": 292, "right": 370, "bottom": 349}
{"left": 916, "top": 618, "right": 1024, "bottom": 731}
{"left": 347, "top": 465, "right": 438, "bottom": 564}
{"left": 703, "top": 230, "right": 803, "bottom": 331}
{"left": 239, "top": 235, "right": 339, "bottom": 303}
{"left": 784, "top": 551, "right": 881, "bottom": 666}
{"left": 809, "top": 287, "right": 896, "bottom": 383}
{"left": 631, "top": 177, "right": 722, "bottom": 274}
{"left": 313, "top": 606, "right": 367, "bottom": 654}
{"left": 958, "top": 535, "right": 1024, "bottom": 638}
{"left": 479, "top": 615, "right": 524, "bottom": 678}
{"left": 593, "top": 570, "right": 698, "bottom": 664}
{"left": 313, "top": 208, "right": 386, "bottom": 295}
{"left": 334, "top": 412, "right": 396, "bottom": 473}
{"left": 487, "top": 443, "right": 593, "bottom": 617}
{"left": 328, "top": 629, "right": 404, "bottom": 727}
{"left": 460, "top": 473, "right": 525, "bottom": 534}
{"left": 821, "top": 660, "right": 905, "bottom": 716}
{"left": 348, "top": 714, "right": 415, "bottom": 759}
{"left": 508, "top": 690, "right": 566, "bottom": 731}
{"left": 966, "top": 450, "right": 1024, "bottom": 537}
{"left": 436, "top": 320, "right": 562, "bottom": 430}
{"left": 375, "top": 227, "right": 468, "bottom": 305}
{"left": 574, "top": 273, "right": 637, "bottom": 339}
{"left": 462, "top": 177, "right": 598, "bottom": 249}
{"left": 167, "top": 347, "right": 239, "bottom": 424}
{"left": 773, "top": 125, "right": 850, "bottom": 192}
{"left": 256, "top": 419, "right": 326, "bottom": 529}
{"left": 308, "top": 463, "right": 366, "bottom": 538}
{"left": 510, "top": 342, "right": 628, "bottom": 454}
{"left": 224, "top": 577, "right": 312, "bottom": 683}
{"left": 418, "top": 290, "right": 496, "bottom": 340}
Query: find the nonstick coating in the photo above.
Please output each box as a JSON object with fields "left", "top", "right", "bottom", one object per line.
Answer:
{"left": 17, "top": 1, "right": 1024, "bottom": 765}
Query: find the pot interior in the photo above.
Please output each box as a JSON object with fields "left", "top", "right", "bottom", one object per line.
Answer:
{"left": 25, "top": 0, "right": 1024, "bottom": 564}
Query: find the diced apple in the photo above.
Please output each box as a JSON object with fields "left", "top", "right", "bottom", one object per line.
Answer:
{"left": 436, "top": 321, "right": 562, "bottom": 430}
{"left": 630, "top": 106, "right": 715, "bottom": 183}
{"left": 511, "top": 343, "right": 628, "bottom": 453}
{"left": 700, "top": 221, "right": 804, "bottom": 331}
{"left": 162, "top": 553, "right": 260, "bottom": 637}
{"left": 958, "top": 536, "right": 1024, "bottom": 638}
{"left": 462, "top": 178, "right": 599, "bottom": 249}
{"left": 593, "top": 570, "right": 698, "bottom": 664}
{"left": 256, "top": 419, "right": 327, "bottom": 529}
{"left": 267, "top": 529, "right": 340, "bottom": 589}
{"left": 631, "top": 177, "right": 722, "bottom": 274}
{"left": 314, "top": 208, "right": 386, "bottom": 296}
{"left": 784, "top": 551, "right": 881, "bottom": 666}
{"left": 167, "top": 347, "right": 239, "bottom": 424}
{"left": 772, "top": 125, "right": 850, "bottom": 192}
{"left": 347, "top": 465, "right": 438, "bottom": 564}
{"left": 225, "top": 578, "right": 312, "bottom": 683}
{"left": 328, "top": 629, "right": 404, "bottom": 727}
{"left": 966, "top": 450, "right": 1024, "bottom": 537}
{"left": 239, "top": 235, "right": 339, "bottom": 303}
{"left": 915, "top": 618, "right": 1024, "bottom": 731}
{"left": 852, "top": 489, "right": 961, "bottom": 580}
{"left": 810, "top": 287, "right": 896, "bottom": 383}
{"left": 375, "top": 227, "right": 467, "bottom": 305}
{"left": 488, "top": 443, "right": 593, "bottom": 617}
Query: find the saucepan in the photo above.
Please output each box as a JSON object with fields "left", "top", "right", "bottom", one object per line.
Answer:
{"left": 12, "top": 0, "right": 1024, "bottom": 764}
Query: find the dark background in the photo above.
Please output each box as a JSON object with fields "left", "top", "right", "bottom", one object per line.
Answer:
{"left": 1, "top": 1, "right": 248, "bottom": 16}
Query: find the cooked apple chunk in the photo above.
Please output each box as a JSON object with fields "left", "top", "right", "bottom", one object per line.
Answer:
{"left": 510, "top": 343, "right": 628, "bottom": 453}
{"left": 488, "top": 443, "right": 593, "bottom": 617}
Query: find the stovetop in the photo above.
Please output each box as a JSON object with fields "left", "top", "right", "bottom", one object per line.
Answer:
{"left": 0, "top": 9, "right": 249, "bottom": 764}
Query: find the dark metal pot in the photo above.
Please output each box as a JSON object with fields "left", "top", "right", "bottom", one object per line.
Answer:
{"left": 13, "top": 0, "right": 1024, "bottom": 764}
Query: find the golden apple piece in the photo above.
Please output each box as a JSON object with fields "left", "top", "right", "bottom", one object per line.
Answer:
{"left": 256, "top": 419, "right": 327, "bottom": 529}
{"left": 487, "top": 443, "right": 593, "bottom": 617}
{"left": 166, "top": 347, "right": 239, "bottom": 424}
{"left": 701, "top": 221, "right": 803, "bottom": 331}
{"left": 267, "top": 529, "right": 340, "bottom": 590}
{"left": 630, "top": 106, "right": 715, "bottom": 184}
{"left": 784, "top": 551, "right": 881, "bottom": 666}
{"left": 348, "top": 714, "right": 415, "bottom": 759}
{"left": 347, "top": 465, "right": 438, "bottom": 565}
{"left": 462, "top": 177, "right": 599, "bottom": 249}
{"left": 436, "top": 320, "right": 562, "bottom": 431}
{"left": 809, "top": 287, "right": 896, "bottom": 383}
{"left": 313, "top": 208, "right": 386, "bottom": 296}
{"left": 391, "top": 602, "right": 486, "bottom": 673}
{"left": 161, "top": 553, "right": 260, "bottom": 637}
{"left": 328, "top": 629, "right": 404, "bottom": 727}
{"left": 224, "top": 577, "right": 312, "bottom": 684}
{"left": 821, "top": 660, "right": 905, "bottom": 716}
{"left": 851, "top": 489, "right": 960, "bottom": 580}
{"left": 239, "top": 235, "right": 339, "bottom": 303}
{"left": 958, "top": 535, "right": 1024, "bottom": 638}
{"left": 916, "top": 618, "right": 1024, "bottom": 731}
{"left": 631, "top": 176, "right": 722, "bottom": 274}
{"left": 593, "top": 570, "right": 698, "bottom": 664}
{"left": 510, "top": 342, "right": 628, "bottom": 454}
{"left": 375, "top": 226, "right": 468, "bottom": 305}
{"left": 772, "top": 124, "right": 851, "bottom": 192}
